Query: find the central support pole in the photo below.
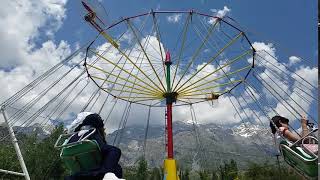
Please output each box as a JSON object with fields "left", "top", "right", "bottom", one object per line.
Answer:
{"left": 166, "top": 103, "right": 173, "bottom": 158}
{"left": 165, "top": 51, "right": 174, "bottom": 159}
{"left": 163, "top": 50, "right": 179, "bottom": 180}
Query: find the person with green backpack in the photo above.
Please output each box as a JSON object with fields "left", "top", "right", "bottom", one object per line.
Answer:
{"left": 64, "top": 112, "right": 123, "bottom": 180}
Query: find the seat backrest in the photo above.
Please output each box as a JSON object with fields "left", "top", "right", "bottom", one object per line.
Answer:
{"left": 61, "top": 140, "right": 103, "bottom": 174}
{"left": 279, "top": 141, "right": 318, "bottom": 178}
{"left": 280, "top": 141, "right": 315, "bottom": 160}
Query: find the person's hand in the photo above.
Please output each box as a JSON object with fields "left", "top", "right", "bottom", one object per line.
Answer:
{"left": 301, "top": 115, "right": 307, "bottom": 125}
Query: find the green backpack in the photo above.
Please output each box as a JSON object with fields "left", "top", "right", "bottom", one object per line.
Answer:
{"left": 55, "top": 128, "right": 103, "bottom": 174}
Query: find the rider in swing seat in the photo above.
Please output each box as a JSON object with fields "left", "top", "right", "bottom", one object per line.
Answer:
{"left": 64, "top": 112, "right": 123, "bottom": 180}
{"left": 269, "top": 115, "right": 318, "bottom": 155}
{"left": 269, "top": 115, "right": 318, "bottom": 178}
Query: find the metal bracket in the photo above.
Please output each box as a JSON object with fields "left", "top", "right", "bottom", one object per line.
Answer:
{"left": 0, "top": 106, "right": 30, "bottom": 180}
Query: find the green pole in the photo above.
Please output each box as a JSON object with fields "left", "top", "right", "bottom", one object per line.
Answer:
{"left": 165, "top": 51, "right": 172, "bottom": 92}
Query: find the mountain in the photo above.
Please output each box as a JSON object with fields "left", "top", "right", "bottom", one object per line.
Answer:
{"left": 107, "top": 121, "right": 275, "bottom": 169}
{"left": 0, "top": 121, "right": 275, "bottom": 170}
{"left": 0, "top": 123, "right": 52, "bottom": 142}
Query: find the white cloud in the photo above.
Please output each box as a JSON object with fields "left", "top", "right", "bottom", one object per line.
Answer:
{"left": 120, "top": 31, "right": 134, "bottom": 44}
{"left": 0, "top": 0, "right": 67, "bottom": 67}
{"left": 167, "top": 14, "right": 182, "bottom": 23}
{"left": 0, "top": 0, "right": 81, "bottom": 128}
{"left": 250, "top": 42, "right": 317, "bottom": 124}
{"left": 288, "top": 56, "right": 301, "bottom": 66}
{"left": 204, "top": 49, "right": 210, "bottom": 53}
{"left": 251, "top": 42, "right": 290, "bottom": 100}
{"left": 216, "top": 6, "right": 231, "bottom": 18}
{"left": 156, "top": 4, "right": 161, "bottom": 11}
{"left": 174, "top": 95, "right": 241, "bottom": 125}
{"left": 273, "top": 79, "right": 316, "bottom": 122}
{"left": 208, "top": 6, "right": 231, "bottom": 24}
{"left": 0, "top": 0, "right": 69, "bottom": 101}
{"left": 292, "top": 66, "right": 318, "bottom": 87}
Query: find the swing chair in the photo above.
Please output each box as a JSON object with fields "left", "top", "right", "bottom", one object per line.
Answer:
{"left": 54, "top": 127, "right": 103, "bottom": 174}
{"left": 279, "top": 127, "right": 318, "bottom": 179}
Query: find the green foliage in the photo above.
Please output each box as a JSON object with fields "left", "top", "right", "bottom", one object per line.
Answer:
{"left": 123, "top": 166, "right": 137, "bottom": 180}
{"left": 149, "top": 167, "right": 161, "bottom": 180}
{"left": 198, "top": 170, "right": 210, "bottom": 180}
{"left": 0, "top": 125, "right": 66, "bottom": 179}
{"left": 136, "top": 157, "right": 148, "bottom": 180}
{"left": 217, "top": 159, "right": 238, "bottom": 180}
{"left": 180, "top": 168, "right": 190, "bottom": 180}
{"left": 123, "top": 158, "right": 160, "bottom": 180}
{"left": 211, "top": 169, "right": 218, "bottom": 180}
{"left": 243, "top": 161, "right": 301, "bottom": 180}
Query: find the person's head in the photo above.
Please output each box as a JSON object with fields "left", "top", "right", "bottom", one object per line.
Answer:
{"left": 75, "top": 113, "right": 106, "bottom": 140}
{"left": 270, "top": 115, "right": 289, "bottom": 134}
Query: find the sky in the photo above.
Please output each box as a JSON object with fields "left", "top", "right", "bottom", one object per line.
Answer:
{"left": 55, "top": 0, "right": 318, "bottom": 65}
{"left": 0, "top": 0, "right": 317, "bottom": 133}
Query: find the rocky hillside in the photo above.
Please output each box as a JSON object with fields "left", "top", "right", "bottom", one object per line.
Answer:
{"left": 0, "top": 121, "right": 276, "bottom": 169}
{"left": 107, "top": 121, "right": 275, "bottom": 169}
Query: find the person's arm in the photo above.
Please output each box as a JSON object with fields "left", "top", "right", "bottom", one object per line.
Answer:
{"left": 282, "top": 129, "right": 300, "bottom": 142}
{"left": 301, "top": 116, "right": 309, "bottom": 137}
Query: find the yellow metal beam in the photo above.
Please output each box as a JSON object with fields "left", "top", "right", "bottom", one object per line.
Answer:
{"left": 89, "top": 51, "right": 163, "bottom": 93}
{"left": 174, "top": 32, "right": 243, "bottom": 92}
{"left": 87, "top": 64, "right": 161, "bottom": 95}
{"left": 126, "top": 20, "right": 167, "bottom": 92}
{"left": 177, "top": 50, "right": 251, "bottom": 93}
{"left": 179, "top": 79, "right": 242, "bottom": 96}
{"left": 178, "top": 65, "right": 251, "bottom": 95}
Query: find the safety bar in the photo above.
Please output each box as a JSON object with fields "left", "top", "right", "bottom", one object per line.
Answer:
{"left": 302, "top": 136, "right": 318, "bottom": 144}
{"left": 301, "top": 136, "right": 318, "bottom": 158}
{"left": 54, "top": 128, "right": 96, "bottom": 148}
{"left": 290, "top": 128, "right": 318, "bottom": 148}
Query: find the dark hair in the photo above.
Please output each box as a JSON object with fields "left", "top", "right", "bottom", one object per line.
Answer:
{"left": 75, "top": 113, "right": 106, "bottom": 141}
{"left": 270, "top": 115, "right": 289, "bottom": 134}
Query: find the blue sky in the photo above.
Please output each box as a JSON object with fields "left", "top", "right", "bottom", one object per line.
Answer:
{"left": 54, "top": 0, "right": 317, "bottom": 67}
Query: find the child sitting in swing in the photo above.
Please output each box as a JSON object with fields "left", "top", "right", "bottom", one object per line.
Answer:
{"left": 269, "top": 115, "right": 309, "bottom": 142}
{"left": 270, "top": 115, "right": 318, "bottom": 155}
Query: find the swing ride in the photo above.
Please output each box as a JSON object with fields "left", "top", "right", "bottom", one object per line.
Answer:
{"left": 0, "top": 0, "right": 318, "bottom": 179}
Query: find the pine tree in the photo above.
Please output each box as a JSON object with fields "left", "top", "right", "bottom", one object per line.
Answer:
{"left": 198, "top": 170, "right": 210, "bottom": 180}
{"left": 136, "top": 157, "right": 148, "bottom": 180}
{"left": 227, "top": 159, "right": 238, "bottom": 179}
{"left": 149, "top": 167, "right": 161, "bottom": 180}
{"left": 211, "top": 169, "right": 218, "bottom": 180}
{"left": 181, "top": 168, "right": 190, "bottom": 180}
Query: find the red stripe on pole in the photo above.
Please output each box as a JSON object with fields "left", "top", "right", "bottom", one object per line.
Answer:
{"left": 167, "top": 103, "right": 173, "bottom": 158}
{"left": 165, "top": 51, "right": 171, "bottom": 63}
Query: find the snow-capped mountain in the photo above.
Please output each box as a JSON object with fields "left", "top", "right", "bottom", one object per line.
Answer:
{"left": 232, "top": 122, "right": 271, "bottom": 138}
{"left": 0, "top": 121, "right": 275, "bottom": 169}
{"left": 107, "top": 121, "right": 275, "bottom": 169}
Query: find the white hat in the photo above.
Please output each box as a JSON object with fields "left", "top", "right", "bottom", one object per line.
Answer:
{"left": 67, "top": 112, "right": 94, "bottom": 133}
